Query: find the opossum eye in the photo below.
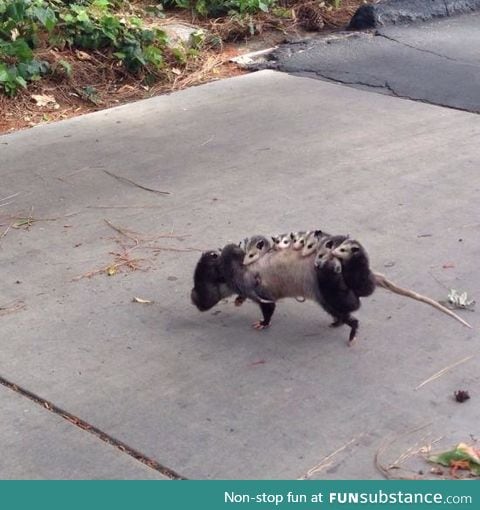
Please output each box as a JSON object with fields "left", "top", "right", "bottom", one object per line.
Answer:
{"left": 307, "top": 243, "right": 313, "bottom": 249}
{"left": 249, "top": 253, "right": 254, "bottom": 258}
{"left": 300, "top": 240, "right": 305, "bottom": 245}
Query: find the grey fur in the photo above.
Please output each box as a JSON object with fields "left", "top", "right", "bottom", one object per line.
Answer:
{"left": 243, "top": 235, "right": 272, "bottom": 266}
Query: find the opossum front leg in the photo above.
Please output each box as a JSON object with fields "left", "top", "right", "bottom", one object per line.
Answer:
{"left": 234, "top": 295, "right": 246, "bottom": 306}
{"left": 252, "top": 302, "right": 276, "bottom": 330}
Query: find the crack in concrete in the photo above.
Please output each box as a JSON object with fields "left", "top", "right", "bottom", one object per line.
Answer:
{"left": 0, "top": 375, "right": 187, "bottom": 480}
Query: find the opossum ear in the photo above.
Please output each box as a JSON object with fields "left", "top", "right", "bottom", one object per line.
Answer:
{"left": 256, "top": 240, "right": 265, "bottom": 250}
{"left": 290, "top": 233, "right": 295, "bottom": 240}
{"left": 351, "top": 246, "right": 360, "bottom": 253}
{"left": 314, "top": 230, "right": 323, "bottom": 237}
{"left": 271, "top": 236, "right": 276, "bottom": 243}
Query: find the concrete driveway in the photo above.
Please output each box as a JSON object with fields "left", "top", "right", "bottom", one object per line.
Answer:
{"left": 1, "top": 70, "right": 478, "bottom": 479}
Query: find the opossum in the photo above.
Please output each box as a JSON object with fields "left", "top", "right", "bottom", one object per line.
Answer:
{"left": 290, "top": 231, "right": 310, "bottom": 250}
{"left": 314, "top": 256, "right": 361, "bottom": 343}
{"left": 301, "top": 230, "right": 327, "bottom": 257}
{"left": 220, "top": 244, "right": 277, "bottom": 328}
{"left": 242, "top": 235, "right": 272, "bottom": 265}
{"left": 191, "top": 250, "right": 231, "bottom": 311}
{"left": 272, "top": 233, "right": 291, "bottom": 250}
{"left": 191, "top": 245, "right": 472, "bottom": 339}
{"left": 330, "top": 238, "right": 376, "bottom": 298}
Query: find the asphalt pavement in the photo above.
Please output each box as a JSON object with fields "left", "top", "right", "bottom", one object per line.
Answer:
{"left": 1, "top": 63, "right": 479, "bottom": 477}
{"left": 258, "top": 12, "right": 480, "bottom": 113}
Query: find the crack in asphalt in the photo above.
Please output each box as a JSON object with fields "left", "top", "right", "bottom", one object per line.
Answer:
{"left": 374, "top": 31, "right": 480, "bottom": 68}
{"left": 374, "top": 32, "right": 460, "bottom": 63}
{"left": 291, "top": 70, "right": 479, "bottom": 115}
{"left": 444, "top": 0, "right": 451, "bottom": 17}
{"left": 0, "top": 375, "right": 187, "bottom": 480}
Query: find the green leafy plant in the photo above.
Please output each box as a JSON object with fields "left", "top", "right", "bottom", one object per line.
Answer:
{"left": 0, "top": 0, "right": 169, "bottom": 95}
{"left": 164, "top": 0, "right": 275, "bottom": 17}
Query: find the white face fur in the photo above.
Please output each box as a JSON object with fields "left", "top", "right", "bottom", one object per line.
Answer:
{"left": 272, "top": 234, "right": 291, "bottom": 250}
{"left": 301, "top": 232, "right": 320, "bottom": 257}
{"left": 314, "top": 251, "right": 342, "bottom": 273}
{"left": 331, "top": 240, "right": 361, "bottom": 261}
{"left": 291, "top": 231, "right": 308, "bottom": 250}
{"left": 243, "top": 238, "right": 269, "bottom": 265}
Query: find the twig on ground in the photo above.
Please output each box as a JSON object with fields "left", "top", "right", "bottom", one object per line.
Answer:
{"left": 298, "top": 435, "right": 363, "bottom": 480}
{"left": 72, "top": 249, "right": 148, "bottom": 281}
{"left": 415, "top": 355, "right": 474, "bottom": 390}
{"left": 87, "top": 205, "right": 164, "bottom": 209}
{"left": 104, "top": 219, "right": 140, "bottom": 245}
{"left": 375, "top": 423, "right": 432, "bottom": 480}
{"left": 103, "top": 169, "right": 170, "bottom": 195}
{"left": 0, "top": 223, "right": 13, "bottom": 242}
{"left": 151, "top": 246, "right": 202, "bottom": 253}
{"left": 0, "top": 300, "right": 26, "bottom": 316}
{"left": 0, "top": 192, "right": 21, "bottom": 203}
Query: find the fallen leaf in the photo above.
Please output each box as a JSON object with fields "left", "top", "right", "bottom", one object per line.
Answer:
{"left": 132, "top": 297, "right": 153, "bottom": 304}
{"left": 31, "top": 94, "right": 59, "bottom": 109}
{"left": 106, "top": 265, "right": 117, "bottom": 276}
{"left": 75, "top": 50, "right": 92, "bottom": 61}
{"left": 429, "top": 442, "right": 480, "bottom": 477}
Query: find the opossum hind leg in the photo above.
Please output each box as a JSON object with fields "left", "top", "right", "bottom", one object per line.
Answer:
{"left": 252, "top": 302, "right": 276, "bottom": 330}
{"left": 344, "top": 315, "right": 359, "bottom": 345}
{"left": 329, "top": 314, "right": 359, "bottom": 344}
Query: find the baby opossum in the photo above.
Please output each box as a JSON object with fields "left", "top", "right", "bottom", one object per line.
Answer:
{"left": 220, "top": 244, "right": 276, "bottom": 328}
{"left": 243, "top": 235, "right": 272, "bottom": 265}
{"left": 290, "top": 231, "right": 309, "bottom": 250}
{"left": 314, "top": 256, "right": 361, "bottom": 343}
{"left": 301, "top": 230, "right": 327, "bottom": 257}
{"left": 330, "top": 238, "right": 376, "bottom": 297}
{"left": 272, "top": 233, "right": 291, "bottom": 250}
{"left": 220, "top": 244, "right": 273, "bottom": 303}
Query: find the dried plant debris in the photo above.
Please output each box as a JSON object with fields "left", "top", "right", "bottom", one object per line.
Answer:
{"left": 132, "top": 297, "right": 154, "bottom": 304}
{"left": 428, "top": 443, "right": 480, "bottom": 477}
{"left": 0, "top": 300, "right": 26, "bottom": 316}
{"left": 447, "top": 289, "right": 475, "bottom": 311}
{"left": 454, "top": 390, "right": 470, "bottom": 403}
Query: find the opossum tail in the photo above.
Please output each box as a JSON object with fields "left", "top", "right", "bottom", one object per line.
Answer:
{"left": 373, "top": 272, "right": 472, "bottom": 329}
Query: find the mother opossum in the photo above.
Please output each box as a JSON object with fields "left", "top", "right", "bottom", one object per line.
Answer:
{"left": 191, "top": 243, "right": 471, "bottom": 343}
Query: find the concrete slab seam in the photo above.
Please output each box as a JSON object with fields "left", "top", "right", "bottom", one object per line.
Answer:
{"left": 0, "top": 375, "right": 187, "bottom": 480}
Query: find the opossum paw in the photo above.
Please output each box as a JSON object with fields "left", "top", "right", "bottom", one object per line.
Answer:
{"left": 330, "top": 319, "right": 343, "bottom": 328}
{"left": 252, "top": 321, "right": 270, "bottom": 330}
{"left": 234, "top": 296, "right": 245, "bottom": 307}
{"left": 348, "top": 336, "right": 357, "bottom": 346}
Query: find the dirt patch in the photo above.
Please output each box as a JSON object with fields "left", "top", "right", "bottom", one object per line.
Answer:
{"left": 0, "top": 1, "right": 368, "bottom": 135}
